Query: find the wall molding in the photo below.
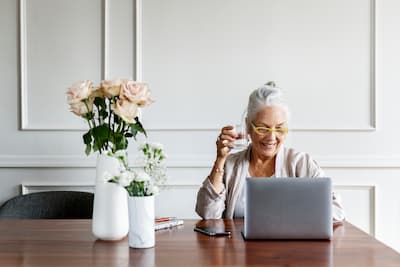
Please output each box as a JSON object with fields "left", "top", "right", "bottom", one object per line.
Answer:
{"left": 134, "top": 0, "right": 142, "bottom": 82}
{"left": 137, "top": 0, "right": 377, "bottom": 132}
{"left": 18, "top": 0, "right": 377, "bottom": 132}
{"left": 334, "top": 185, "right": 376, "bottom": 236}
{"left": 21, "top": 183, "right": 95, "bottom": 195}
{"left": 2, "top": 154, "right": 400, "bottom": 168}
{"left": 19, "top": 0, "right": 108, "bottom": 130}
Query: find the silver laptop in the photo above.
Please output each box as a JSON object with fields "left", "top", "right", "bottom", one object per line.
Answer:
{"left": 243, "top": 177, "right": 332, "bottom": 240}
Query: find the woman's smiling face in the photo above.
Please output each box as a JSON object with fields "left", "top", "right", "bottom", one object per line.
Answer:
{"left": 248, "top": 105, "right": 288, "bottom": 160}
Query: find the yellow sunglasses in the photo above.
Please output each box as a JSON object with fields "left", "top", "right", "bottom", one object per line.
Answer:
{"left": 250, "top": 122, "right": 289, "bottom": 136}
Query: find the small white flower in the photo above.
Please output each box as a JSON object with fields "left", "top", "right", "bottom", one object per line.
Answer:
{"left": 146, "top": 184, "right": 159, "bottom": 195}
{"left": 118, "top": 171, "right": 134, "bottom": 187}
{"left": 152, "top": 142, "right": 164, "bottom": 150}
{"left": 135, "top": 171, "right": 150, "bottom": 182}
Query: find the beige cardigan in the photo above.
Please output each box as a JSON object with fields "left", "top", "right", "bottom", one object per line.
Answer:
{"left": 195, "top": 145, "right": 345, "bottom": 221}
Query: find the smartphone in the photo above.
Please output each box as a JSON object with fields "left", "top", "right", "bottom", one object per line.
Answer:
{"left": 194, "top": 226, "right": 231, "bottom": 236}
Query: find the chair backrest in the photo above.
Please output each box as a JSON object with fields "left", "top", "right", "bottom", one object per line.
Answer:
{"left": 0, "top": 191, "right": 94, "bottom": 219}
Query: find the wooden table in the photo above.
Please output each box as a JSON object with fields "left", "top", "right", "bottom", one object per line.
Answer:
{"left": 0, "top": 220, "right": 399, "bottom": 267}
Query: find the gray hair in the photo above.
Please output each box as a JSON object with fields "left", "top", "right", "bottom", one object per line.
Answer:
{"left": 246, "top": 81, "right": 290, "bottom": 124}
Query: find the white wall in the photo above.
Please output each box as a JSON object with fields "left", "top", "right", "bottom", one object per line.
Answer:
{"left": 1, "top": 0, "right": 400, "bottom": 252}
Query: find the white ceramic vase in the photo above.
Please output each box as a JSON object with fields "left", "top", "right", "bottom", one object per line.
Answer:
{"left": 92, "top": 153, "right": 129, "bottom": 240}
{"left": 128, "top": 195, "right": 155, "bottom": 248}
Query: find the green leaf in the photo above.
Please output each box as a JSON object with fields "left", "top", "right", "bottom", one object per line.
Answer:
{"left": 85, "top": 144, "right": 91, "bottom": 156}
{"left": 93, "top": 124, "right": 109, "bottom": 139}
{"left": 83, "top": 131, "right": 91, "bottom": 144}
{"left": 113, "top": 132, "right": 127, "bottom": 151}
{"left": 83, "top": 131, "right": 92, "bottom": 156}
{"left": 130, "top": 117, "right": 147, "bottom": 140}
{"left": 92, "top": 124, "right": 110, "bottom": 152}
{"left": 92, "top": 142, "right": 100, "bottom": 152}
{"left": 126, "top": 181, "right": 146, "bottom": 197}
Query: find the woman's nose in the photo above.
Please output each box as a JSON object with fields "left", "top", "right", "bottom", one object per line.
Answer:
{"left": 263, "top": 131, "right": 276, "bottom": 140}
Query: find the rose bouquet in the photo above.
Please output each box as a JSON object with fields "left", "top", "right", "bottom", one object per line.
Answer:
{"left": 66, "top": 79, "right": 167, "bottom": 197}
{"left": 66, "top": 79, "right": 153, "bottom": 155}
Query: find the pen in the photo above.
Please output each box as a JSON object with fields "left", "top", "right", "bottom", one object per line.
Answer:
{"left": 155, "top": 217, "right": 177, "bottom": 222}
{"left": 155, "top": 219, "right": 184, "bottom": 231}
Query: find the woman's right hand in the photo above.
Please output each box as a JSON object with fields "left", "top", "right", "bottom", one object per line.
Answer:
{"left": 209, "top": 125, "right": 237, "bottom": 193}
{"left": 216, "top": 125, "right": 237, "bottom": 159}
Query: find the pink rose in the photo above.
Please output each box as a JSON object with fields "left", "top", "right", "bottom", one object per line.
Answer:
{"left": 69, "top": 98, "right": 93, "bottom": 116}
{"left": 120, "top": 81, "right": 154, "bottom": 107}
{"left": 101, "top": 79, "right": 124, "bottom": 98}
{"left": 66, "top": 80, "right": 94, "bottom": 103}
{"left": 111, "top": 99, "right": 139, "bottom": 123}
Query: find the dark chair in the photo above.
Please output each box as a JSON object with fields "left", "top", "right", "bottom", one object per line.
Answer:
{"left": 0, "top": 191, "right": 94, "bottom": 219}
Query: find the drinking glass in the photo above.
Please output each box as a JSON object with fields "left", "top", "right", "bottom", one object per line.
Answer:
{"left": 232, "top": 123, "right": 248, "bottom": 150}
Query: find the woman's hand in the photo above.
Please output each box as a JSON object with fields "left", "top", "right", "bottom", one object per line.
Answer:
{"left": 216, "top": 125, "right": 237, "bottom": 160}
{"left": 208, "top": 125, "right": 237, "bottom": 193}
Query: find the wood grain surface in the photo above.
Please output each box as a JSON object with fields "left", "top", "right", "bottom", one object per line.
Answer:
{"left": 0, "top": 220, "right": 399, "bottom": 267}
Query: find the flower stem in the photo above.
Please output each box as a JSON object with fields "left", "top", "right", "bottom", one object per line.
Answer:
{"left": 117, "top": 118, "right": 123, "bottom": 133}
{"left": 107, "top": 98, "right": 112, "bottom": 151}
{"left": 84, "top": 99, "right": 103, "bottom": 153}
{"left": 122, "top": 121, "right": 126, "bottom": 134}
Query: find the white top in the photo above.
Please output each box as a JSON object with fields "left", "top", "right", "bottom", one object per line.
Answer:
{"left": 195, "top": 145, "right": 345, "bottom": 222}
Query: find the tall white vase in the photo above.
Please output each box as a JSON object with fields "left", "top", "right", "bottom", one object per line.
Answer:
{"left": 92, "top": 153, "right": 129, "bottom": 240}
{"left": 128, "top": 195, "right": 155, "bottom": 248}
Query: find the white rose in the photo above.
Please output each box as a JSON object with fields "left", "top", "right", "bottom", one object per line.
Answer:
{"left": 120, "top": 80, "right": 154, "bottom": 107}
{"left": 66, "top": 80, "right": 94, "bottom": 103}
{"left": 68, "top": 99, "right": 93, "bottom": 116}
{"left": 101, "top": 79, "right": 124, "bottom": 98}
{"left": 135, "top": 171, "right": 150, "bottom": 182}
{"left": 111, "top": 99, "right": 139, "bottom": 124}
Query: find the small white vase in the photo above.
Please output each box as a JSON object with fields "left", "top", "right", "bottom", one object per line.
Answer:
{"left": 92, "top": 153, "right": 129, "bottom": 240}
{"left": 128, "top": 195, "right": 155, "bottom": 248}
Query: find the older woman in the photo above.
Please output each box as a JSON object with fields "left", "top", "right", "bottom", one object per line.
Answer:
{"left": 195, "top": 82, "right": 345, "bottom": 222}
